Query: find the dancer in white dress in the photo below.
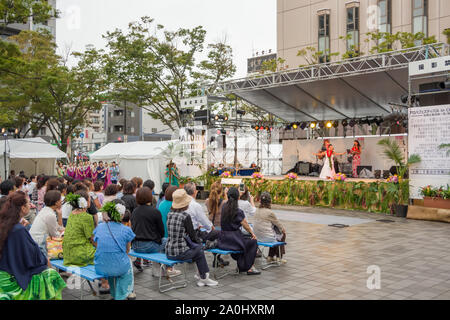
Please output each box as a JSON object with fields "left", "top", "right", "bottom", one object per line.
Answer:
{"left": 314, "top": 145, "right": 346, "bottom": 180}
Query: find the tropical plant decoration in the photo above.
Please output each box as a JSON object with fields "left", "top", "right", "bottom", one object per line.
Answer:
{"left": 221, "top": 171, "right": 232, "bottom": 178}
{"left": 333, "top": 173, "right": 347, "bottom": 182}
{"left": 251, "top": 172, "right": 264, "bottom": 179}
{"left": 439, "top": 143, "right": 450, "bottom": 156}
{"left": 242, "top": 178, "right": 409, "bottom": 214}
{"left": 386, "top": 175, "right": 400, "bottom": 183}
{"left": 420, "top": 185, "right": 450, "bottom": 200}
{"left": 286, "top": 172, "right": 298, "bottom": 180}
{"left": 377, "top": 138, "right": 421, "bottom": 179}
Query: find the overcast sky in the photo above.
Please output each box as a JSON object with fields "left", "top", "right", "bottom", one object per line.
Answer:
{"left": 55, "top": 0, "right": 276, "bottom": 78}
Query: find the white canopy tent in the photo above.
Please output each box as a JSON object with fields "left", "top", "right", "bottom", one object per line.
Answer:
{"left": 0, "top": 137, "right": 67, "bottom": 179}
{"left": 90, "top": 140, "right": 198, "bottom": 193}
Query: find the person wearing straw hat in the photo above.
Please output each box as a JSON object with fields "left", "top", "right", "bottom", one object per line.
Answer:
{"left": 166, "top": 189, "right": 218, "bottom": 287}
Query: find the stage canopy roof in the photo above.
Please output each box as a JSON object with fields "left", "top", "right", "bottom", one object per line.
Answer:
{"left": 214, "top": 44, "right": 449, "bottom": 122}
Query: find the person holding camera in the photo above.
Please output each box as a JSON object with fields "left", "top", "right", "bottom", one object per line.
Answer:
{"left": 238, "top": 185, "right": 256, "bottom": 221}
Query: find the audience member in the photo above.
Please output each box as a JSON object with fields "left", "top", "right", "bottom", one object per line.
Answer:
{"left": 217, "top": 187, "right": 260, "bottom": 275}
{"left": 253, "top": 192, "right": 287, "bottom": 263}
{"left": 0, "top": 191, "right": 66, "bottom": 300}
{"left": 166, "top": 189, "right": 218, "bottom": 287}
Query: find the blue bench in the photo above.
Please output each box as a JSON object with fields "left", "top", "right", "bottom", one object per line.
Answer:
{"left": 128, "top": 250, "right": 189, "bottom": 293}
{"left": 205, "top": 248, "right": 242, "bottom": 280}
{"left": 51, "top": 259, "right": 103, "bottom": 299}
{"left": 257, "top": 241, "right": 287, "bottom": 270}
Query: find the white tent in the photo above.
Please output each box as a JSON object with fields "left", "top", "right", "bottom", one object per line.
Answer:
{"left": 0, "top": 137, "right": 67, "bottom": 179}
{"left": 90, "top": 140, "right": 181, "bottom": 193}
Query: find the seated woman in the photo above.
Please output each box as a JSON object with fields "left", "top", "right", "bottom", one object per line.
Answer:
{"left": 217, "top": 187, "right": 261, "bottom": 275}
{"left": 94, "top": 200, "right": 136, "bottom": 300}
{"left": 166, "top": 189, "right": 218, "bottom": 287}
{"left": 157, "top": 185, "right": 178, "bottom": 238}
{"left": 29, "top": 190, "right": 65, "bottom": 266}
{"left": 130, "top": 187, "right": 179, "bottom": 276}
{"left": 0, "top": 191, "right": 66, "bottom": 300}
{"left": 253, "top": 192, "right": 287, "bottom": 264}
{"left": 205, "top": 181, "right": 228, "bottom": 227}
{"left": 62, "top": 191, "right": 96, "bottom": 267}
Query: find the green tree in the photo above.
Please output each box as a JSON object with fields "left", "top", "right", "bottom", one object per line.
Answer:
{"left": 0, "top": 0, "right": 57, "bottom": 29}
{"left": 0, "top": 31, "right": 106, "bottom": 151}
{"left": 102, "top": 16, "right": 236, "bottom": 131}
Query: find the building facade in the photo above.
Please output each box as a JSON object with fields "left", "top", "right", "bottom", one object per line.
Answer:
{"left": 0, "top": 0, "right": 57, "bottom": 39}
{"left": 277, "top": 0, "right": 450, "bottom": 67}
{"left": 104, "top": 102, "right": 143, "bottom": 143}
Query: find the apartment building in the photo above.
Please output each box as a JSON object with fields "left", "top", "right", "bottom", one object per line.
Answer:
{"left": 277, "top": 0, "right": 450, "bottom": 67}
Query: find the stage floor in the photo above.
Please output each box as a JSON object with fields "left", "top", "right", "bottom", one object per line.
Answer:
{"left": 264, "top": 176, "right": 382, "bottom": 183}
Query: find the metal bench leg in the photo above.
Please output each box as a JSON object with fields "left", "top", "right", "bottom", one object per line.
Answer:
{"left": 158, "top": 263, "right": 188, "bottom": 293}
{"left": 260, "top": 245, "right": 282, "bottom": 270}
{"left": 211, "top": 254, "right": 239, "bottom": 280}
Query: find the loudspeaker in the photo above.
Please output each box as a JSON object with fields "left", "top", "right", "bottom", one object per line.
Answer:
{"left": 357, "top": 166, "right": 372, "bottom": 176}
{"left": 339, "top": 163, "right": 352, "bottom": 175}
{"left": 374, "top": 170, "right": 381, "bottom": 179}
{"left": 297, "top": 162, "right": 311, "bottom": 175}
{"left": 383, "top": 170, "right": 390, "bottom": 179}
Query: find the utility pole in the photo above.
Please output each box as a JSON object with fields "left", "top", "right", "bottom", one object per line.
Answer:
{"left": 233, "top": 100, "right": 238, "bottom": 169}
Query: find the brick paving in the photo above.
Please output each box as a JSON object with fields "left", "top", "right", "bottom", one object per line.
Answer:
{"left": 61, "top": 205, "right": 450, "bottom": 300}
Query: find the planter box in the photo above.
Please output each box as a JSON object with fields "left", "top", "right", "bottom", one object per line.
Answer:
{"left": 423, "top": 197, "right": 450, "bottom": 209}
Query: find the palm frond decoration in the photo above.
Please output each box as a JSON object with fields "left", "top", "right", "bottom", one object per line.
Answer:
{"left": 377, "top": 138, "right": 405, "bottom": 165}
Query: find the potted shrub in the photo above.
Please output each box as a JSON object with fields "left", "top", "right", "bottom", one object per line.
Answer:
{"left": 378, "top": 138, "right": 421, "bottom": 217}
{"left": 420, "top": 185, "right": 450, "bottom": 209}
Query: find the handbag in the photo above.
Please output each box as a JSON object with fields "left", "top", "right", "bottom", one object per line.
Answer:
{"left": 47, "top": 237, "right": 63, "bottom": 260}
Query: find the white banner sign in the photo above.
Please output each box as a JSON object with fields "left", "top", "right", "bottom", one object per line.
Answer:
{"left": 408, "top": 105, "right": 450, "bottom": 199}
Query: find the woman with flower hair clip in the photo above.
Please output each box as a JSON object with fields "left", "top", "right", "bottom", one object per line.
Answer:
{"left": 93, "top": 200, "right": 136, "bottom": 300}
{"left": 62, "top": 190, "right": 96, "bottom": 267}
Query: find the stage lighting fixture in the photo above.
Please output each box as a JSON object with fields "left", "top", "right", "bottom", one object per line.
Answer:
{"left": 285, "top": 124, "right": 291, "bottom": 130}
{"left": 333, "top": 120, "right": 339, "bottom": 128}
{"left": 216, "top": 129, "right": 221, "bottom": 135}
{"left": 292, "top": 123, "right": 298, "bottom": 129}
{"left": 310, "top": 122, "right": 317, "bottom": 129}
{"left": 254, "top": 125, "right": 260, "bottom": 130}
{"left": 214, "top": 115, "right": 220, "bottom": 121}
{"left": 300, "top": 122, "right": 307, "bottom": 130}
{"left": 375, "top": 117, "right": 383, "bottom": 126}
{"left": 365, "top": 118, "right": 371, "bottom": 125}
{"left": 259, "top": 126, "right": 264, "bottom": 131}
{"left": 349, "top": 119, "right": 356, "bottom": 127}
{"left": 342, "top": 119, "right": 348, "bottom": 127}
{"left": 224, "top": 115, "right": 229, "bottom": 121}
{"left": 326, "top": 121, "right": 333, "bottom": 128}
{"left": 265, "top": 126, "right": 269, "bottom": 131}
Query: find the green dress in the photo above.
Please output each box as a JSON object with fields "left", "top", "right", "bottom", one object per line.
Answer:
{"left": 62, "top": 211, "right": 96, "bottom": 267}
{"left": 0, "top": 269, "right": 66, "bottom": 300}
{"left": 165, "top": 167, "right": 180, "bottom": 187}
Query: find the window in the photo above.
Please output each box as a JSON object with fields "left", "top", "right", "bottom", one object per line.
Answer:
{"left": 346, "top": 6, "right": 360, "bottom": 54}
{"left": 114, "top": 110, "right": 124, "bottom": 117}
{"left": 318, "top": 14, "right": 330, "bottom": 63}
{"left": 130, "top": 127, "right": 134, "bottom": 133}
{"left": 40, "top": 127, "right": 46, "bottom": 135}
{"left": 412, "top": 0, "right": 428, "bottom": 44}
{"left": 114, "top": 126, "right": 124, "bottom": 132}
{"left": 130, "top": 111, "right": 135, "bottom": 118}
{"left": 152, "top": 128, "right": 158, "bottom": 133}
{"left": 378, "top": 0, "right": 392, "bottom": 34}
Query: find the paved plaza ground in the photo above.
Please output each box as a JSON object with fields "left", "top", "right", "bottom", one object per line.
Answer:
{"left": 61, "top": 205, "right": 450, "bottom": 300}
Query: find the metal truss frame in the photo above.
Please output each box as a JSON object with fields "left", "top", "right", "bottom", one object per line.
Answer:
{"left": 208, "top": 43, "right": 449, "bottom": 95}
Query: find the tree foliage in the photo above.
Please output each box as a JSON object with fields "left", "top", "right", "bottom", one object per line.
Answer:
{"left": 0, "top": 31, "right": 106, "bottom": 151}
{"left": 0, "top": 0, "right": 57, "bottom": 28}
{"left": 101, "top": 16, "right": 236, "bottom": 131}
